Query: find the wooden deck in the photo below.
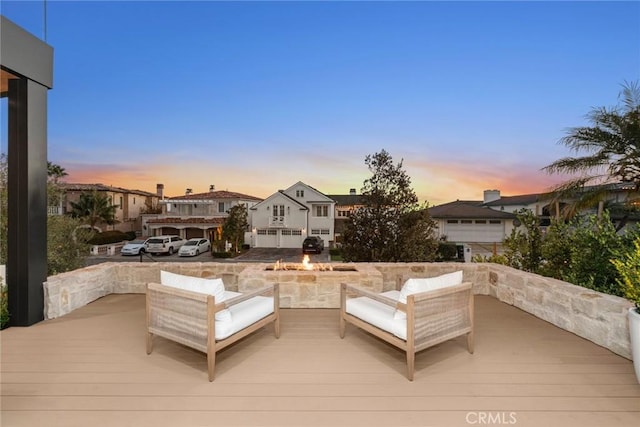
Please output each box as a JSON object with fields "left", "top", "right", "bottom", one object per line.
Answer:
{"left": 1, "top": 294, "right": 639, "bottom": 426}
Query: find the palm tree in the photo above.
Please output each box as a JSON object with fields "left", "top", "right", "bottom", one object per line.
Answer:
{"left": 542, "top": 81, "right": 640, "bottom": 229}
{"left": 47, "top": 161, "right": 67, "bottom": 183}
{"left": 69, "top": 190, "right": 119, "bottom": 230}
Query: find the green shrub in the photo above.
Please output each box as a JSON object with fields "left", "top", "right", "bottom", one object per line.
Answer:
{"left": 611, "top": 237, "right": 640, "bottom": 309}
{"left": 0, "top": 276, "right": 9, "bottom": 329}
{"left": 124, "top": 231, "right": 137, "bottom": 241}
{"left": 88, "top": 230, "right": 129, "bottom": 245}
{"left": 48, "top": 216, "right": 93, "bottom": 276}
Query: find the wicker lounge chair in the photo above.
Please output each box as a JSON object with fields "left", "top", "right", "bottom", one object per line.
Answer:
{"left": 340, "top": 271, "right": 474, "bottom": 380}
{"left": 146, "top": 271, "right": 280, "bottom": 381}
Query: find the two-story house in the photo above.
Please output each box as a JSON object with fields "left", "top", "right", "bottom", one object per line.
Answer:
{"left": 143, "top": 184, "right": 262, "bottom": 242}
{"left": 249, "top": 182, "right": 335, "bottom": 248}
{"left": 326, "top": 188, "right": 365, "bottom": 245}
{"left": 59, "top": 183, "right": 160, "bottom": 233}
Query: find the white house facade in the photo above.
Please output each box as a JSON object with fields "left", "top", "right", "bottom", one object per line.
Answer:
{"left": 249, "top": 182, "right": 335, "bottom": 248}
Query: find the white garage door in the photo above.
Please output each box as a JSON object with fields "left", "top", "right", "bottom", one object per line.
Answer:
{"left": 444, "top": 220, "right": 505, "bottom": 243}
{"left": 279, "top": 229, "right": 304, "bottom": 248}
{"left": 255, "top": 229, "right": 278, "bottom": 247}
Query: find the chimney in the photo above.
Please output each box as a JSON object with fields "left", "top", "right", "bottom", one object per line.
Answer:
{"left": 349, "top": 188, "right": 356, "bottom": 195}
{"left": 483, "top": 189, "right": 501, "bottom": 204}
{"left": 185, "top": 188, "right": 193, "bottom": 195}
{"left": 209, "top": 184, "right": 215, "bottom": 192}
{"left": 156, "top": 183, "right": 164, "bottom": 199}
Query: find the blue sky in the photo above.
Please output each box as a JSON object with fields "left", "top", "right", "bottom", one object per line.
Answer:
{"left": 1, "top": 1, "right": 639, "bottom": 205}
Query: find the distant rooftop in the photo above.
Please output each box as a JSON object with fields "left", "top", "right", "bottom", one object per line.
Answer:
{"left": 60, "top": 183, "right": 158, "bottom": 198}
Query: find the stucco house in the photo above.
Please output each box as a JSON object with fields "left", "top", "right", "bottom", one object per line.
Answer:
{"left": 143, "top": 184, "right": 262, "bottom": 242}
{"left": 249, "top": 182, "right": 335, "bottom": 248}
{"left": 58, "top": 183, "right": 160, "bottom": 233}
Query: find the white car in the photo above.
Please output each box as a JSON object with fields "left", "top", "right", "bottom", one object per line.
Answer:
{"left": 178, "top": 238, "right": 211, "bottom": 257}
{"left": 146, "top": 235, "right": 185, "bottom": 255}
{"left": 120, "top": 239, "right": 148, "bottom": 256}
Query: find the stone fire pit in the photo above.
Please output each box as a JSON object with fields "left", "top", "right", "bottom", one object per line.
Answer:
{"left": 238, "top": 263, "right": 383, "bottom": 308}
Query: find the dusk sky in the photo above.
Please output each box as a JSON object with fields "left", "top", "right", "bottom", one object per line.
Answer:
{"left": 1, "top": 1, "right": 639, "bottom": 205}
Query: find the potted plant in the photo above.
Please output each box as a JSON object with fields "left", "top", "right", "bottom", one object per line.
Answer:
{"left": 612, "top": 238, "right": 640, "bottom": 383}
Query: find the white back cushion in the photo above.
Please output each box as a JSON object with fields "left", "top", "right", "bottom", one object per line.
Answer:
{"left": 160, "top": 270, "right": 226, "bottom": 300}
{"left": 395, "top": 270, "right": 463, "bottom": 320}
{"left": 160, "top": 270, "right": 229, "bottom": 321}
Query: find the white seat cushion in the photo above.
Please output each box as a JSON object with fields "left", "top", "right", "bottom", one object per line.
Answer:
{"left": 395, "top": 271, "right": 463, "bottom": 320}
{"left": 346, "top": 290, "right": 406, "bottom": 340}
{"left": 215, "top": 293, "right": 274, "bottom": 341}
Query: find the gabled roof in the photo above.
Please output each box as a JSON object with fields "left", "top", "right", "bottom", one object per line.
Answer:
{"left": 483, "top": 193, "right": 543, "bottom": 207}
{"left": 250, "top": 190, "right": 308, "bottom": 211}
{"left": 60, "top": 183, "right": 158, "bottom": 198}
{"left": 284, "top": 181, "right": 334, "bottom": 203}
{"left": 429, "top": 200, "right": 517, "bottom": 219}
{"left": 167, "top": 190, "right": 262, "bottom": 202}
{"left": 327, "top": 194, "right": 366, "bottom": 206}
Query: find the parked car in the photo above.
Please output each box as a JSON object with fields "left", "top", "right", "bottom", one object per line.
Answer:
{"left": 178, "top": 238, "right": 211, "bottom": 257}
{"left": 120, "top": 239, "right": 148, "bottom": 256}
{"left": 146, "top": 235, "right": 185, "bottom": 255}
{"left": 302, "top": 236, "right": 324, "bottom": 254}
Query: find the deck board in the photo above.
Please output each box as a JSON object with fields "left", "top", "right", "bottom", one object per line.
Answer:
{"left": 1, "top": 294, "right": 638, "bottom": 426}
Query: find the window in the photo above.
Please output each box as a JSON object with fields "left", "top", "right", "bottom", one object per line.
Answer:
{"left": 489, "top": 220, "right": 501, "bottom": 224}
{"left": 257, "top": 229, "right": 267, "bottom": 235}
{"left": 475, "top": 220, "right": 486, "bottom": 224}
{"left": 267, "top": 229, "right": 277, "bottom": 236}
{"left": 461, "top": 220, "right": 473, "bottom": 224}
{"left": 291, "top": 230, "right": 302, "bottom": 236}
{"left": 273, "top": 204, "right": 285, "bottom": 216}
{"left": 119, "top": 196, "right": 123, "bottom": 208}
{"left": 313, "top": 205, "right": 328, "bottom": 217}
{"left": 281, "top": 229, "right": 292, "bottom": 236}
{"left": 296, "top": 190, "right": 304, "bottom": 197}
{"left": 311, "top": 229, "right": 320, "bottom": 235}
{"left": 447, "top": 220, "right": 459, "bottom": 224}
{"left": 320, "top": 229, "right": 330, "bottom": 235}
{"left": 338, "top": 210, "right": 350, "bottom": 217}
{"left": 133, "top": 197, "right": 136, "bottom": 205}
{"left": 219, "top": 202, "right": 227, "bottom": 213}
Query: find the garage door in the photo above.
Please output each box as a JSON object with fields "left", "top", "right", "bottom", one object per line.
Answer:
{"left": 444, "top": 220, "right": 504, "bottom": 243}
{"left": 279, "top": 229, "right": 304, "bottom": 248}
{"left": 255, "top": 229, "right": 278, "bottom": 247}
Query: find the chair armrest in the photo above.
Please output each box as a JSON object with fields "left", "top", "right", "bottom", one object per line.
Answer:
{"left": 341, "top": 283, "right": 399, "bottom": 309}
{"left": 217, "top": 284, "right": 279, "bottom": 311}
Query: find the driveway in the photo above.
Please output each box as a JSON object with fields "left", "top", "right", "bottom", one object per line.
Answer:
{"left": 86, "top": 247, "right": 331, "bottom": 266}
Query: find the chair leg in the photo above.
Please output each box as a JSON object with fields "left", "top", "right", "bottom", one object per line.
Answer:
{"left": 406, "top": 350, "right": 415, "bottom": 381}
{"left": 339, "top": 313, "right": 346, "bottom": 338}
{"left": 146, "top": 332, "right": 153, "bottom": 355}
{"left": 274, "top": 315, "right": 281, "bottom": 339}
{"left": 467, "top": 330, "right": 475, "bottom": 354}
{"left": 207, "top": 350, "right": 216, "bottom": 382}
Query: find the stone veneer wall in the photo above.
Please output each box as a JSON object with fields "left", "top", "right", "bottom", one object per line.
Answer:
{"left": 42, "top": 261, "right": 633, "bottom": 359}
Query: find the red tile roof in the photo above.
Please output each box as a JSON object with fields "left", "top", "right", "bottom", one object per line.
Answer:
{"left": 167, "top": 190, "right": 262, "bottom": 201}
{"left": 146, "top": 217, "right": 225, "bottom": 225}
